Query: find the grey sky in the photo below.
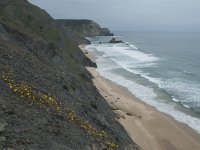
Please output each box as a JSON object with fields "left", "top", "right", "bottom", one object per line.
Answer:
{"left": 29, "top": 0, "right": 200, "bottom": 31}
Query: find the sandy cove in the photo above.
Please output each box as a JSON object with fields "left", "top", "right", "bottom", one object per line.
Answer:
{"left": 79, "top": 45, "right": 200, "bottom": 150}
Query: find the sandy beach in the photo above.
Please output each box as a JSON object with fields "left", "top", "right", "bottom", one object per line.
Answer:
{"left": 79, "top": 45, "right": 200, "bottom": 150}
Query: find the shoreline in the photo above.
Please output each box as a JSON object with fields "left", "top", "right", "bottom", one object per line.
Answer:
{"left": 79, "top": 44, "right": 200, "bottom": 150}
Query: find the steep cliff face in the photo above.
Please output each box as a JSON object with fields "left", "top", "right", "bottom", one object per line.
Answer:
{"left": 57, "top": 19, "right": 114, "bottom": 37}
{"left": 57, "top": 19, "right": 114, "bottom": 44}
{"left": 0, "top": 0, "right": 138, "bottom": 149}
{"left": 0, "top": 0, "right": 96, "bottom": 70}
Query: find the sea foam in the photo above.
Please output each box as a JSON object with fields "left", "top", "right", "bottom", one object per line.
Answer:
{"left": 85, "top": 40, "right": 200, "bottom": 134}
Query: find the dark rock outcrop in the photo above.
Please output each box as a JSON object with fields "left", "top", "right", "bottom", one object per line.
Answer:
{"left": 0, "top": 0, "right": 139, "bottom": 149}
{"left": 109, "top": 38, "right": 124, "bottom": 43}
{"left": 0, "top": 119, "right": 8, "bottom": 133}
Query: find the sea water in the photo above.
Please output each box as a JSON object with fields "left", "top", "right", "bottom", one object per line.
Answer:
{"left": 86, "top": 32, "right": 200, "bottom": 133}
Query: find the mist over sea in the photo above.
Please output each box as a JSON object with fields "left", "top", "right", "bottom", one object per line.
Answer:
{"left": 86, "top": 31, "right": 200, "bottom": 133}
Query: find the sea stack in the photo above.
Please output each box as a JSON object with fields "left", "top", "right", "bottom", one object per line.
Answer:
{"left": 109, "top": 37, "right": 124, "bottom": 43}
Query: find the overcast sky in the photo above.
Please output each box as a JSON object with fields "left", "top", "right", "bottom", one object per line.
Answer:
{"left": 29, "top": 0, "right": 200, "bottom": 31}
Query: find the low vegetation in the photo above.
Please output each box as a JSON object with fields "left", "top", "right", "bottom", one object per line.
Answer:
{"left": 1, "top": 70, "right": 119, "bottom": 149}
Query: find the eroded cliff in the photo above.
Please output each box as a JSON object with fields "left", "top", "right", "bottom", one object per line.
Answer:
{"left": 0, "top": 0, "right": 138, "bottom": 149}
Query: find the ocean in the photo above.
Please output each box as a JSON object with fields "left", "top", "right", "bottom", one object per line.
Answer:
{"left": 86, "top": 32, "right": 200, "bottom": 134}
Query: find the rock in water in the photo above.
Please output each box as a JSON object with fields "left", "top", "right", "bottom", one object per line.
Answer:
{"left": 109, "top": 38, "right": 124, "bottom": 43}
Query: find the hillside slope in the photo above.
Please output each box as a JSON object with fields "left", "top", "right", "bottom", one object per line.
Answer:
{"left": 0, "top": 0, "right": 139, "bottom": 149}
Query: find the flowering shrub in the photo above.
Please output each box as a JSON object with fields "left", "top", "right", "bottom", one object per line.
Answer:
{"left": 1, "top": 71, "right": 119, "bottom": 149}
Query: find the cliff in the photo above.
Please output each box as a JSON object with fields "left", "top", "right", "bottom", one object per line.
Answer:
{"left": 0, "top": 0, "right": 138, "bottom": 149}
{"left": 57, "top": 19, "right": 114, "bottom": 44}
{"left": 57, "top": 19, "right": 114, "bottom": 37}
